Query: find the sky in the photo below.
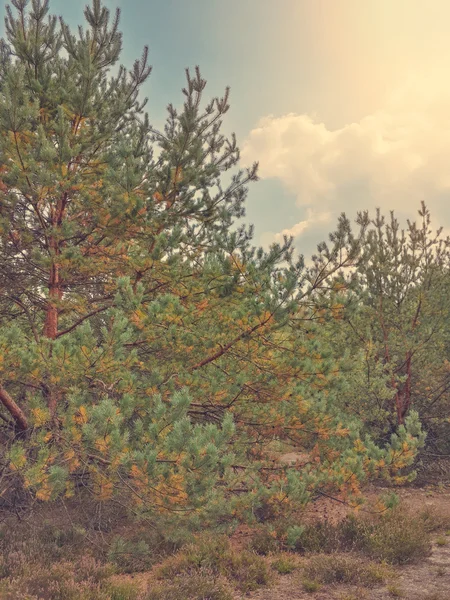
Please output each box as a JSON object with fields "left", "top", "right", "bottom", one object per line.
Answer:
{"left": 2, "top": 0, "right": 450, "bottom": 257}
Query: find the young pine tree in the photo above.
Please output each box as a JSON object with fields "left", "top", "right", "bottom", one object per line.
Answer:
{"left": 323, "top": 204, "right": 450, "bottom": 448}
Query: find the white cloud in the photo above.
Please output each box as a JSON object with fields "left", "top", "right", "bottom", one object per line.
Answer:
{"left": 241, "top": 71, "right": 450, "bottom": 250}
{"left": 272, "top": 209, "right": 332, "bottom": 244}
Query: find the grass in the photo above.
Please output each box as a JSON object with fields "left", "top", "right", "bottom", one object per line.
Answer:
{"left": 1, "top": 558, "right": 114, "bottom": 600}
{"left": 435, "top": 536, "right": 448, "bottom": 546}
{"left": 360, "top": 508, "right": 432, "bottom": 564}
{"left": 0, "top": 498, "right": 447, "bottom": 599}
{"left": 156, "top": 534, "right": 271, "bottom": 594}
{"left": 269, "top": 506, "right": 436, "bottom": 564}
{"left": 271, "top": 554, "right": 298, "bottom": 574}
{"left": 146, "top": 571, "right": 233, "bottom": 600}
{"left": 303, "top": 553, "right": 392, "bottom": 587}
{"left": 107, "top": 581, "right": 141, "bottom": 600}
{"left": 249, "top": 526, "right": 281, "bottom": 555}
{"left": 418, "top": 506, "right": 450, "bottom": 534}
{"left": 339, "top": 593, "right": 368, "bottom": 600}
{"left": 387, "top": 583, "right": 404, "bottom": 597}
{"left": 302, "top": 578, "right": 322, "bottom": 593}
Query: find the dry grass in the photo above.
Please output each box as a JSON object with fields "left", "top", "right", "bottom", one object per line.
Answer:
{"left": 270, "top": 554, "right": 299, "bottom": 574}
{"left": 303, "top": 553, "right": 393, "bottom": 587}
{"left": 146, "top": 571, "right": 233, "bottom": 600}
{"left": 0, "top": 495, "right": 448, "bottom": 599}
{"left": 249, "top": 504, "right": 438, "bottom": 565}
{"left": 156, "top": 534, "right": 271, "bottom": 593}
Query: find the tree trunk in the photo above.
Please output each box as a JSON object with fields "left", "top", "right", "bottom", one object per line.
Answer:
{"left": 43, "top": 198, "right": 65, "bottom": 415}
{"left": 395, "top": 352, "right": 412, "bottom": 425}
{"left": 43, "top": 262, "right": 61, "bottom": 340}
{"left": 0, "top": 385, "right": 28, "bottom": 431}
{"left": 43, "top": 261, "right": 61, "bottom": 416}
{"left": 44, "top": 264, "right": 62, "bottom": 340}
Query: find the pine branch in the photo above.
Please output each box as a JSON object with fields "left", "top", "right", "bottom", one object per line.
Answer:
{"left": 0, "top": 385, "right": 28, "bottom": 431}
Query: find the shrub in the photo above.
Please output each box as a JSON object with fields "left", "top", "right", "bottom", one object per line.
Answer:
{"left": 227, "top": 550, "right": 271, "bottom": 593}
{"left": 156, "top": 536, "right": 230, "bottom": 578}
{"left": 271, "top": 555, "right": 298, "bottom": 574}
{"left": 288, "top": 521, "right": 340, "bottom": 553}
{"left": 361, "top": 508, "right": 431, "bottom": 564}
{"left": 156, "top": 535, "right": 270, "bottom": 593}
{"left": 12, "top": 559, "right": 113, "bottom": 600}
{"left": 304, "top": 554, "right": 390, "bottom": 587}
{"left": 387, "top": 583, "right": 404, "bottom": 597}
{"left": 284, "top": 516, "right": 362, "bottom": 554}
{"left": 108, "top": 529, "right": 181, "bottom": 574}
{"left": 108, "top": 537, "right": 154, "bottom": 574}
{"left": 419, "top": 507, "right": 450, "bottom": 533}
{"left": 249, "top": 526, "right": 281, "bottom": 555}
{"left": 106, "top": 581, "right": 140, "bottom": 600}
{"left": 285, "top": 506, "right": 433, "bottom": 564}
{"left": 302, "top": 578, "right": 321, "bottom": 593}
{"left": 146, "top": 570, "right": 233, "bottom": 600}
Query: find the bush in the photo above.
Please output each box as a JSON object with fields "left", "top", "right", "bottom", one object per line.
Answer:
{"left": 361, "top": 508, "right": 431, "bottom": 564}
{"left": 108, "top": 528, "right": 181, "bottom": 574}
{"left": 287, "top": 520, "right": 342, "bottom": 553}
{"left": 156, "top": 535, "right": 270, "bottom": 593}
{"left": 285, "top": 506, "right": 433, "bottom": 564}
{"left": 146, "top": 570, "right": 233, "bottom": 600}
{"left": 249, "top": 526, "right": 281, "bottom": 555}
{"left": 304, "top": 554, "right": 390, "bottom": 587}
{"left": 302, "top": 578, "right": 321, "bottom": 593}
{"left": 227, "top": 550, "right": 271, "bottom": 593}
{"left": 271, "top": 554, "right": 298, "bottom": 574}
{"left": 419, "top": 506, "right": 450, "bottom": 534}
{"left": 106, "top": 581, "right": 140, "bottom": 600}
{"left": 10, "top": 559, "right": 113, "bottom": 600}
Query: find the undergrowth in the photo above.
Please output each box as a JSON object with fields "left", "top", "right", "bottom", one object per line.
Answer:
{"left": 156, "top": 534, "right": 271, "bottom": 593}
{"left": 0, "top": 500, "right": 447, "bottom": 598}
{"left": 250, "top": 505, "right": 442, "bottom": 564}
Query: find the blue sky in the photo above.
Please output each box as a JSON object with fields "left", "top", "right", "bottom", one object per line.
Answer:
{"left": 3, "top": 0, "right": 450, "bottom": 256}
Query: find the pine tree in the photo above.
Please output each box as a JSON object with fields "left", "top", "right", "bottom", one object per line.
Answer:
{"left": 0, "top": 0, "right": 257, "bottom": 422}
{"left": 325, "top": 204, "right": 450, "bottom": 446}
{"left": 0, "top": 0, "right": 424, "bottom": 515}
{"left": 0, "top": 0, "right": 154, "bottom": 419}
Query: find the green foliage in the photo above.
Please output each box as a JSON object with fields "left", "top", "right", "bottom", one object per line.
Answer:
{"left": 108, "top": 529, "right": 179, "bottom": 573}
{"left": 270, "top": 554, "right": 298, "bottom": 574}
{"left": 0, "top": 0, "right": 429, "bottom": 525}
{"left": 325, "top": 203, "right": 450, "bottom": 452}
{"left": 302, "top": 578, "right": 322, "bottom": 593}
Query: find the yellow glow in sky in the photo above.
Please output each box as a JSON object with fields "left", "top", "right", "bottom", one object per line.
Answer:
{"left": 287, "top": 0, "right": 450, "bottom": 125}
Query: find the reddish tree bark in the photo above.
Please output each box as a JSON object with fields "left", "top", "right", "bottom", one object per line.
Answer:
{"left": 43, "top": 262, "right": 61, "bottom": 340}
{"left": 395, "top": 352, "right": 412, "bottom": 425}
{"left": 0, "top": 386, "right": 28, "bottom": 431}
{"left": 43, "top": 196, "right": 66, "bottom": 415}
